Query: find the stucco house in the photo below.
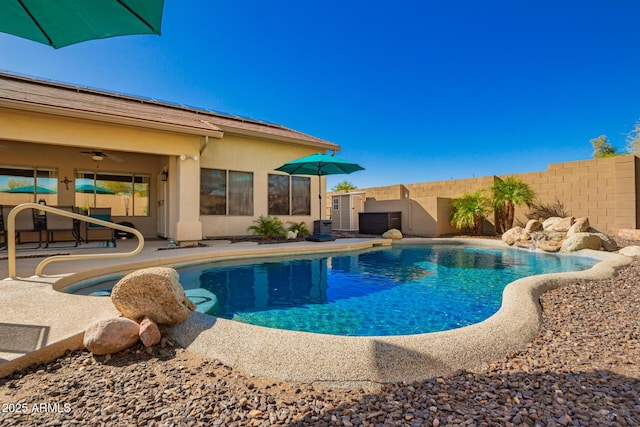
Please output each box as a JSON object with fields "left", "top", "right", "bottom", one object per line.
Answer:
{"left": 0, "top": 71, "right": 339, "bottom": 243}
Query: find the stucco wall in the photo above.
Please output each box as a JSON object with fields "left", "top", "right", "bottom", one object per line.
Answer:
{"left": 199, "top": 134, "right": 321, "bottom": 237}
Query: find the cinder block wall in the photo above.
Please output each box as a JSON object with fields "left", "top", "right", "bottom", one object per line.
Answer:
{"left": 350, "top": 155, "right": 639, "bottom": 235}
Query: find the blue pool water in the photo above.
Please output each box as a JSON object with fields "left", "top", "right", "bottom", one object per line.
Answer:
{"left": 68, "top": 243, "right": 597, "bottom": 336}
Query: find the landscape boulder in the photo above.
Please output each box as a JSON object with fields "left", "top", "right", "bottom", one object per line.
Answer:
{"left": 560, "top": 233, "right": 602, "bottom": 252}
{"left": 542, "top": 217, "right": 562, "bottom": 231}
{"left": 536, "top": 240, "right": 562, "bottom": 252}
{"left": 593, "top": 232, "right": 618, "bottom": 252}
{"left": 619, "top": 245, "right": 640, "bottom": 257}
{"left": 139, "top": 317, "right": 162, "bottom": 348}
{"left": 501, "top": 226, "right": 529, "bottom": 245}
{"left": 83, "top": 317, "right": 140, "bottom": 355}
{"left": 382, "top": 228, "right": 403, "bottom": 240}
{"left": 524, "top": 219, "right": 543, "bottom": 234}
{"left": 550, "top": 216, "right": 575, "bottom": 232}
{"left": 111, "top": 267, "right": 196, "bottom": 325}
{"left": 503, "top": 217, "right": 618, "bottom": 253}
{"left": 567, "top": 217, "right": 590, "bottom": 236}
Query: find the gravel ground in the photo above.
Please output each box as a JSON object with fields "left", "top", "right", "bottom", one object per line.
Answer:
{"left": 1, "top": 244, "right": 639, "bottom": 426}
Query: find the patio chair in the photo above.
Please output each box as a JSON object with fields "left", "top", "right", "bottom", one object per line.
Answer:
{"left": 82, "top": 207, "right": 116, "bottom": 247}
{"left": 45, "top": 206, "right": 80, "bottom": 247}
{"left": 4, "top": 205, "right": 42, "bottom": 248}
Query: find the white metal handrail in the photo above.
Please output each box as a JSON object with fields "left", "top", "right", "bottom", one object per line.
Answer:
{"left": 6, "top": 203, "right": 145, "bottom": 278}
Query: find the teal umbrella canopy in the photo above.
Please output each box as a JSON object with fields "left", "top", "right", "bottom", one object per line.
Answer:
{"left": 275, "top": 153, "right": 364, "bottom": 218}
{"left": 0, "top": 185, "right": 56, "bottom": 194}
{"left": 0, "top": 0, "right": 165, "bottom": 49}
{"left": 275, "top": 153, "right": 365, "bottom": 177}
{"left": 75, "top": 184, "right": 116, "bottom": 194}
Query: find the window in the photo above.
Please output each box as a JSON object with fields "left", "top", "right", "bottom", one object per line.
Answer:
{"left": 268, "top": 174, "right": 289, "bottom": 215}
{"left": 0, "top": 166, "right": 58, "bottom": 206}
{"left": 201, "top": 168, "right": 253, "bottom": 216}
{"left": 333, "top": 197, "right": 340, "bottom": 211}
{"left": 75, "top": 171, "right": 149, "bottom": 216}
{"left": 268, "top": 174, "right": 310, "bottom": 216}
{"left": 291, "top": 176, "right": 311, "bottom": 215}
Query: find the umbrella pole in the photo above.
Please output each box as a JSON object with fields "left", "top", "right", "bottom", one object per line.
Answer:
{"left": 318, "top": 174, "right": 322, "bottom": 220}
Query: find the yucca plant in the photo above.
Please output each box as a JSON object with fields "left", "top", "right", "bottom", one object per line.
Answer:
{"left": 247, "top": 215, "right": 286, "bottom": 239}
{"left": 450, "top": 190, "right": 491, "bottom": 235}
{"left": 287, "top": 221, "right": 310, "bottom": 238}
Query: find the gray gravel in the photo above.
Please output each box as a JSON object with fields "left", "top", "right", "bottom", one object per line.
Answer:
{"left": 1, "top": 250, "right": 639, "bottom": 426}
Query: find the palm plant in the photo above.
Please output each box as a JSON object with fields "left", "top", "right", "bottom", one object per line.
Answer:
{"left": 287, "top": 221, "right": 310, "bottom": 238}
{"left": 450, "top": 190, "right": 491, "bottom": 235}
{"left": 247, "top": 215, "right": 286, "bottom": 239}
{"left": 491, "top": 177, "right": 534, "bottom": 233}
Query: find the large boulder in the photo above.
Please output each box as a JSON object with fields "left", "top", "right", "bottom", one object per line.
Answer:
{"left": 111, "top": 267, "right": 196, "bottom": 325}
{"left": 550, "top": 217, "right": 575, "bottom": 232}
{"left": 542, "top": 217, "right": 563, "bottom": 231}
{"left": 567, "top": 217, "right": 590, "bottom": 236}
{"left": 560, "top": 233, "right": 602, "bottom": 252}
{"left": 501, "top": 227, "right": 529, "bottom": 245}
{"left": 619, "top": 245, "right": 640, "bottom": 257}
{"left": 382, "top": 228, "right": 403, "bottom": 240}
{"left": 524, "top": 219, "right": 543, "bottom": 234}
{"left": 536, "top": 240, "right": 562, "bottom": 252}
{"left": 83, "top": 317, "right": 140, "bottom": 355}
{"left": 593, "top": 233, "right": 618, "bottom": 252}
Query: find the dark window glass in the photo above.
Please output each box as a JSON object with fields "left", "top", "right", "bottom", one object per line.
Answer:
{"left": 268, "top": 174, "right": 290, "bottom": 215}
{"left": 200, "top": 168, "right": 226, "bottom": 215}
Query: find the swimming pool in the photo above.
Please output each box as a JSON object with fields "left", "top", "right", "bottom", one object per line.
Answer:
{"left": 67, "top": 242, "right": 597, "bottom": 336}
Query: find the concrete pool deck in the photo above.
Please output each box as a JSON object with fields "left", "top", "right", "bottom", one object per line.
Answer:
{"left": 0, "top": 237, "right": 632, "bottom": 388}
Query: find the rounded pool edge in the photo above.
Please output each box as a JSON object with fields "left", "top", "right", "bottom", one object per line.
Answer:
{"left": 167, "top": 238, "right": 632, "bottom": 388}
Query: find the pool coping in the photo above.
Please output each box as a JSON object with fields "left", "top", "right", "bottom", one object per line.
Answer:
{"left": 0, "top": 237, "right": 631, "bottom": 388}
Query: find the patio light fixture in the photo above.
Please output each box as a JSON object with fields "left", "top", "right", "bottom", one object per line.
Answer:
{"left": 161, "top": 169, "right": 168, "bottom": 181}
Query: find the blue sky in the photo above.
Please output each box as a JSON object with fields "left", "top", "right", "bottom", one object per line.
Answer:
{"left": 2, "top": 1, "right": 640, "bottom": 190}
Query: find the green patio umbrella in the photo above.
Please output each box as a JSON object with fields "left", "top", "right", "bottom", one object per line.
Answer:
{"left": 0, "top": 0, "right": 165, "bottom": 49}
{"left": 0, "top": 185, "right": 56, "bottom": 194}
{"left": 75, "top": 184, "right": 116, "bottom": 194}
{"left": 275, "top": 152, "right": 364, "bottom": 219}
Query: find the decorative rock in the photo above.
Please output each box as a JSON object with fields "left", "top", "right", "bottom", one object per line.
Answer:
{"left": 501, "top": 227, "right": 529, "bottom": 245}
{"left": 524, "top": 219, "right": 543, "bottom": 234}
{"left": 536, "top": 240, "right": 562, "bottom": 252}
{"left": 560, "top": 233, "right": 602, "bottom": 252}
{"left": 83, "top": 317, "right": 140, "bottom": 355}
{"left": 111, "top": 267, "right": 196, "bottom": 325}
{"left": 618, "top": 228, "right": 640, "bottom": 240}
{"left": 382, "top": 228, "right": 403, "bottom": 240}
{"left": 593, "top": 233, "right": 618, "bottom": 252}
{"left": 619, "top": 245, "right": 640, "bottom": 257}
{"left": 542, "top": 217, "right": 562, "bottom": 231}
{"left": 515, "top": 240, "right": 535, "bottom": 249}
{"left": 567, "top": 217, "right": 590, "bottom": 236}
{"left": 139, "top": 317, "right": 161, "bottom": 348}
{"left": 550, "top": 216, "right": 575, "bottom": 232}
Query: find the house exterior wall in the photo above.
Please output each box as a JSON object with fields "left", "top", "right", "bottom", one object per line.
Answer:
{"left": 199, "top": 134, "right": 321, "bottom": 237}
{"left": 1, "top": 106, "right": 330, "bottom": 240}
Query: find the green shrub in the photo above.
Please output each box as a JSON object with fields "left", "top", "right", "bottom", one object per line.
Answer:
{"left": 287, "top": 221, "right": 310, "bottom": 238}
{"left": 247, "top": 215, "right": 286, "bottom": 239}
{"left": 450, "top": 190, "right": 491, "bottom": 235}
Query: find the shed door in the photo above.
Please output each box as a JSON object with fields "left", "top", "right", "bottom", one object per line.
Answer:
{"left": 351, "top": 194, "right": 364, "bottom": 231}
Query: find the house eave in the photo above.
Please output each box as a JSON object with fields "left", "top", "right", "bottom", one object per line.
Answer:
{"left": 0, "top": 98, "right": 225, "bottom": 139}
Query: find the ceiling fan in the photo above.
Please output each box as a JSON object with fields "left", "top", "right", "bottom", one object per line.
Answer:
{"left": 80, "top": 150, "right": 123, "bottom": 162}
